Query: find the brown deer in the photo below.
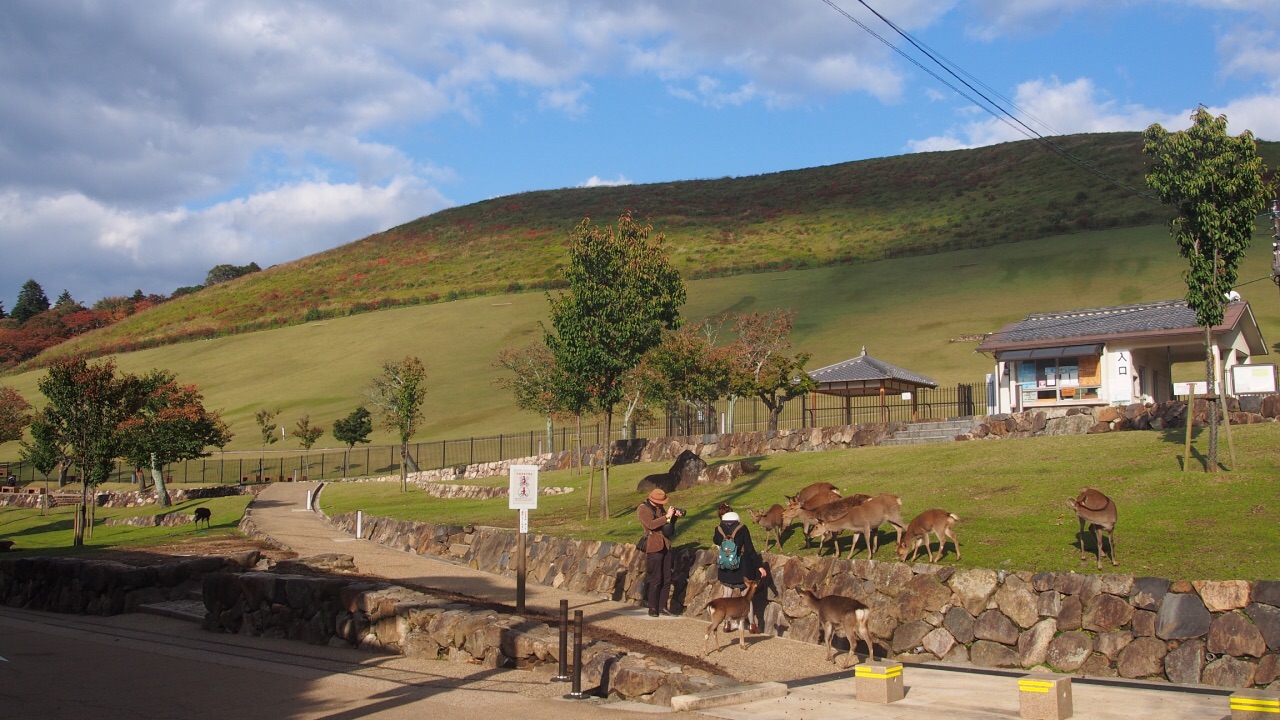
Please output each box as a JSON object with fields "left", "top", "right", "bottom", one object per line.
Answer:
{"left": 896, "top": 509, "right": 960, "bottom": 563}
{"left": 1069, "top": 488, "right": 1117, "bottom": 569}
{"left": 809, "top": 493, "right": 872, "bottom": 555}
{"left": 797, "top": 587, "right": 875, "bottom": 665}
{"left": 782, "top": 486, "right": 843, "bottom": 547}
{"left": 807, "top": 493, "right": 905, "bottom": 559}
{"left": 749, "top": 504, "right": 785, "bottom": 551}
{"left": 703, "top": 578, "right": 759, "bottom": 654}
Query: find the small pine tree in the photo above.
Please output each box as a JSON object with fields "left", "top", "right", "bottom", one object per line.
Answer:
{"left": 11, "top": 279, "right": 50, "bottom": 323}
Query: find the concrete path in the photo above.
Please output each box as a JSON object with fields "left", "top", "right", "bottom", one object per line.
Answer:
{"left": 244, "top": 482, "right": 1236, "bottom": 719}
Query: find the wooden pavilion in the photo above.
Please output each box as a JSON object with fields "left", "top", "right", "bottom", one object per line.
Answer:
{"left": 807, "top": 347, "right": 939, "bottom": 423}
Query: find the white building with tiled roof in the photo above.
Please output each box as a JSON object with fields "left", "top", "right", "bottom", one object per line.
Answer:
{"left": 976, "top": 300, "right": 1270, "bottom": 414}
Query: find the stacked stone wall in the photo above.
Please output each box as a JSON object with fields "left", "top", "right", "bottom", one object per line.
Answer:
{"left": 326, "top": 510, "right": 1280, "bottom": 690}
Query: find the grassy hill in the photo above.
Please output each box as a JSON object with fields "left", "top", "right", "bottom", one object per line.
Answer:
{"left": 2, "top": 131, "right": 1278, "bottom": 456}
{"left": 42, "top": 131, "right": 1279, "bottom": 361}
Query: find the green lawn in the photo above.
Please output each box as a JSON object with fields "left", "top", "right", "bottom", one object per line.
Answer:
{"left": 0, "top": 492, "right": 252, "bottom": 555}
{"left": 319, "top": 423, "right": 1280, "bottom": 583}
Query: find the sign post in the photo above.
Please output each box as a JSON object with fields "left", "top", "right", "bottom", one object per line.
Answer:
{"left": 509, "top": 464, "right": 539, "bottom": 613}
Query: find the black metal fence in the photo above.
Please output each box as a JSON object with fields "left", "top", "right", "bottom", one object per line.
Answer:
{"left": 0, "top": 382, "right": 987, "bottom": 486}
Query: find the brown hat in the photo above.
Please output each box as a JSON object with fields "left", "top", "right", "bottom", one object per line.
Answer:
{"left": 647, "top": 488, "right": 667, "bottom": 504}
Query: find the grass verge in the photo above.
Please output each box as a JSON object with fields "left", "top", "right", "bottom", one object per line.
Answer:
{"left": 319, "top": 423, "right": 1280, "bottom": 583}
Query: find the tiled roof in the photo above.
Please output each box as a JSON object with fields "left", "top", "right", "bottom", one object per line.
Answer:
{"left": 988, "top": 300, "right": 1197, "bottom": 344}
{"left": 975, "top": 299, "right": 1266, "bottom": 356}
{"left": 808, "top": 348, "right": 938, "bottom": 388}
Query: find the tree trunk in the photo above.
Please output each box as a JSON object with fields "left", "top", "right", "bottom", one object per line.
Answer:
{"left": 1204, "top": 325, "right": 1219, "bottom": 472}
{"left": 343, "top": 447, "right": 351, "bottom": 478}
{"left": 601, "top": 409, "right": 613, "bottom": 521}
{"left": 400, "top": 442, "right": 409, "bottom": 492}
{"left": 73, "top": 458, "right": 87, "bottom": 546}
{"left": 545, "top": 416, "right": 554, "bottom": 454}
{"left": 151, "top": 452, "right": 170, "bottom": 507}
{"left": 766, "top": 400, "right": 781, "bottom": 433}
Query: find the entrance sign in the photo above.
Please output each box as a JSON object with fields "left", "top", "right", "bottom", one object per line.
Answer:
{"left": 509, "top": 465, "right": 539, "bottom": 510}
{"left": 1174, "top": 381, "right": 1208, "bottom": 396}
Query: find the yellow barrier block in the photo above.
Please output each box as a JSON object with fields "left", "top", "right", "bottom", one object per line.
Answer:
{"left": 1232, "top": 690, "right": 1280, "bottom": 719}
{"left": 1018, "top": 674, "right": 1072, "bottom": 720}
{"left": 854, "top": 662, "right": 904, "bottom": 704}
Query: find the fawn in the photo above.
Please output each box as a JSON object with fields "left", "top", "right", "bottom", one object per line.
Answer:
{"left": 193, "top": 506, "right": 212, "bottom": 529}
{"left": 807, "top": 493, "right": 905, "bottom": 559}
{"left": 703, "top": 579, "right": 759, "bottom": 654}
{"left": 749, "top": 504, "right": 785, "bottom": 551}
{"left": 1069, "top": 488, "right": 1117, "bottom": 569}
{"left": 896, "top": 509, "right": 960, "bottom": 562}
{"left": 797, "top": 587, "right": 875, "bottom": 665}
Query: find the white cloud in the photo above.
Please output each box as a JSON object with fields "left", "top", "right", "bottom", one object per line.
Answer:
{"left": 906, "top": 77, "right": 1168, "bottom": 151}
{"left": 0, "top": 177, "right": 450, "bottom": 303}
{"left": 579, "top": 175, "right": 633, "bottom": 188}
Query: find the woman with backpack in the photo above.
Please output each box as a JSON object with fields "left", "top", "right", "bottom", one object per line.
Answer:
{"left": 712, "top": 511, "right": 768, "bottom": 631}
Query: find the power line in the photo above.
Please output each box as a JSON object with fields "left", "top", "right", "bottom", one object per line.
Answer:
{"left": 820, "top": 0, "right": 1159, "bottom": 203}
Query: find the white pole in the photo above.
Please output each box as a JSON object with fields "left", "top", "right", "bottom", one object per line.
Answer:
{"left": 356, "top": 510, "right": 363, "bottom": 538}
{"left": 305, "top": 490, "right": 312, "bottom": 510}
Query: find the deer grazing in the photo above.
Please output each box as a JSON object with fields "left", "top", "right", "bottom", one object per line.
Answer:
{"left": 1069, "top": 488, "right": 1117, "bottom": 569}
{"left": 749, "top": 504, "right": 786, "bottom": 551}
{"left": 703, "top": 578, "right": 759, "bottom": 654}
{"left": 807, "top": 493, "right": 905, "bottom": 559}
{"left": 808, "top": 493, "right": 872, "bottom": 555}
{"left": 192, "top": 506, "right": 212, "bottom": 529}
{"left": 797, "top": 587, "right": 875, "bottom": 665}
{"left": 782, "top": 485, "right": 843, "bottom": 548}
{"left": 896, "top": 509, "right": 960, "bottom": 563}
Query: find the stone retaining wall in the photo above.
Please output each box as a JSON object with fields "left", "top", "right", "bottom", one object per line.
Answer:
{"left": 419, "top": 484, "right": 575, "bottom": 501}
{"left": 0, "top": 554, "right": 258, "bottom": 614}
{"left": 104, "top": 512, "right": 198, "bottom": 528}
{"left": 200, "top": 569, "right": 735, "bottom": 704}
{"left": 403, "top": 396, "right": 1280, "bottom": 483}
{"left": 326, "top": 510, "right": 1280, "bottom": 690}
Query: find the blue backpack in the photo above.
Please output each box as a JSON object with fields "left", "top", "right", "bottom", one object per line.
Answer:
{"left": 717, "top": 524, "right": 744, "bottom": 571}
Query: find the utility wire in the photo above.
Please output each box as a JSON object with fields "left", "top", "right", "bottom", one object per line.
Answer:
{"left": 820, "top": 0, "right": 1159, "bottom": 203}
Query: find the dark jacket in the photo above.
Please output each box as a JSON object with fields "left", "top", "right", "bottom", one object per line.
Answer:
{"left": 638, "top": 501, "right": 673, "bottom": 553}
{"left": 713, "top": 519, "right": 761, "bottom": 587}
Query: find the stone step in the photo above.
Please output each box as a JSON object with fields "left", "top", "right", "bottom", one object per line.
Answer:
{"left": 882, "top": 417, "right": 979, "bottom": 445}
{"left": 137, "top": 598, "right": 205, "bottom": 624}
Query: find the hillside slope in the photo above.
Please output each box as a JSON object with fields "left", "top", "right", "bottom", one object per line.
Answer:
{"left": 41, "top": 131, "right": 1248, "bottom": 362}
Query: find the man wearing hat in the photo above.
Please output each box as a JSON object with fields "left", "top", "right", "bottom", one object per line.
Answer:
{"left": 637, "top": 487, "right": 680, "bottom": 617}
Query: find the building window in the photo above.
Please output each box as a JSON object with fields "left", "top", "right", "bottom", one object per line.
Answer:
{"left": 1015, "top": 355, "right": 1101, "bottom": 405}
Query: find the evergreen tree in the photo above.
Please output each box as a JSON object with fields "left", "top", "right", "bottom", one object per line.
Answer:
{"left": 54, "top": 290, "right": 78, "bottom": 310}
{"left": 11, "top": 279, "right": 50, "bottom": 323}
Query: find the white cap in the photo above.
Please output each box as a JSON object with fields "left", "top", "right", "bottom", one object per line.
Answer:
{"left": 722, "top": 512, "right": 740, "bottom": 522}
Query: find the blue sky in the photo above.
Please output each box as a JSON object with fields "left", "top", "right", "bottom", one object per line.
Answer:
{"left": 2, "top": 0, "right": 1278, "bottom": 309}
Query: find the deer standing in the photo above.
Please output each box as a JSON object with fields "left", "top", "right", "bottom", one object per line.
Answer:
{"left": 749, "top": 504, "right": 785, "bottom": 551}
{"left": 896, "top": 509, "right": 960, "bottom": 562}
{"left": 809, "top": 493, "right": 872, "bottom": 555}
{"left": 782, "top": 487, "right": 843, "bottom": 547}
{"left": 807, "top": 493, "right": 905, "bottom": 559}
{"left": 797, "top": 588, "right": 875, "bottom": 665}
{"left": 703, "top": 578, "right": 759, "bottom": 654}
{"left": 1069, "top": 488, "right": 1117, "bottom": 569}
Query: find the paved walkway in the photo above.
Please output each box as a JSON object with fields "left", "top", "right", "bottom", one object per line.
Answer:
{"left": 247, "top": 482, "right": 1236, "bottom": 719}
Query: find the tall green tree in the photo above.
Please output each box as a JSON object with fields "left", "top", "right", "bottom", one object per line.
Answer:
{"left": 545, "top": 212, "right": 685, "bottom": 520}
{"left": 1143, "top": 109, "right": 1270, "bottom": 471}
{"left": 365, "top": 356, "right": 428, "bottom": 492}
{"left": 290, "top": 413, "right": 324, "bottom": 479}
{"left": 255, "top": 408, "right": 280, "bottom": 479}
{"left": 32, "top": 355, "right": 136, "bottom": 544}
{"left": 118, "top": 371, "right": 232, "bottom": 507}
{"left": 11, "top": 279, "right": 50, "bottom": 323}
{"left": 332, "top": 406, "right": 373, "bottom": 476}
{"left": 727, "top": 310, "right": 817, "bottom": 433}
{"left": 0, "top": 386, "right": 32, "bottom": 444}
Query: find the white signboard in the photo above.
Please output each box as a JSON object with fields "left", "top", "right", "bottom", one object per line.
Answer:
{"left": 1232, "top": 364, "right": 1279, "bottom": 395}
{"left": 1173, "top": 381, "right": 1208, "bottom": 396}
{"left": 509, "top": 464, "right": 538, "bottom": 510}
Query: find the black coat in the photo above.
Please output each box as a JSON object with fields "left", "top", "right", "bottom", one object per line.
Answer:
{"left": 712, "top": 519, "right": 761, "bottom": 587}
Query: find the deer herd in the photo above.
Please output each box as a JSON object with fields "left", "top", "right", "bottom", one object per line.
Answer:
{"left": 704, "top": 481, "right": 1119, "bottom": 661}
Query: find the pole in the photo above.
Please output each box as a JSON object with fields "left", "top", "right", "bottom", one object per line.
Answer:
{"left": 1183, "top": 385, "right": 1195, "bottom": 472}
{"left": 564, "top": 610, "right": 589, "bottom": 700}
{"left": 516, "top": 509, "right": 527, "bottom": 613}
{"left": 552, "top": 599, "right": 570, "bottom": 682}
{"left": 356, "top": 510, "right": 363, "bottom": 538}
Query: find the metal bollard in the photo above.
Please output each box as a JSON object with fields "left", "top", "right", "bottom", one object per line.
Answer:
{"left": 551, "top": 599, "right": 570, "bottom": 682}
{"left": 564, "top": 610, "right": 589, "bottom": 700}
